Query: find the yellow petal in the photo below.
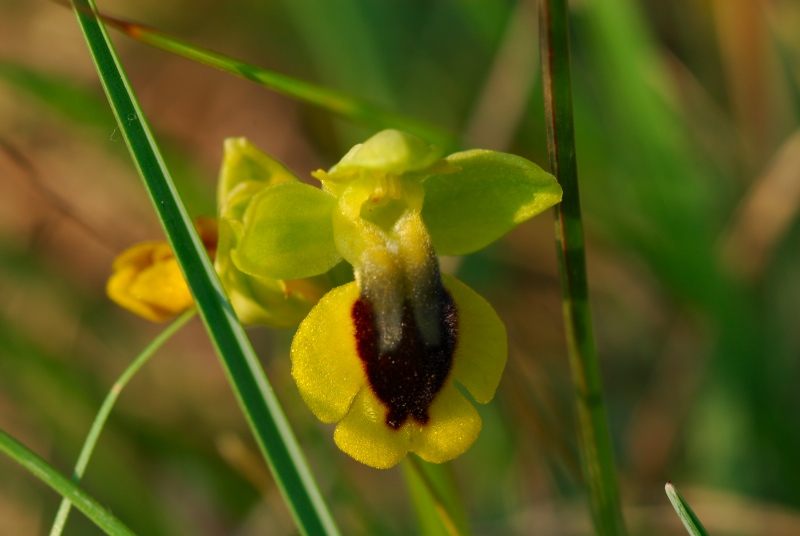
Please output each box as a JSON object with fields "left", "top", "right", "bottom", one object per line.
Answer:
{"left": 111, "top": 241, "right": 159, "bottom": 272}
{"left": 128, "top": 258, "right": 194, "bottom": 314}
{"left": 410, "top": 382, "right": 481, "bottom": 463}
{"left": 333, "top": 388, "right": 411, "bottom": 469}
{"left": 107, "top": 265, "right": 170, "bottom": 322}
{"left": 443, "top": 274, "right": 507, "bottom": 403}
{"left": 291, "top": 282, "right": 364, "bottom": 423}
{"left": 107, "top": 242, "right": 193, "bottom": 322}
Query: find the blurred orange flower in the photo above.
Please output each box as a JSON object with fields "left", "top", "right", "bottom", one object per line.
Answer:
{"left": 106, "top": 217, "right": 217, "bottom": 322}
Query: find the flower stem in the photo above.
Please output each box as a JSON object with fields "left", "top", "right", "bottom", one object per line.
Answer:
{"left": 538, "top": 1, "right": 627, "bottom": 534}
{"left": 49, "top": 309, "right": 196, "bottom": 536}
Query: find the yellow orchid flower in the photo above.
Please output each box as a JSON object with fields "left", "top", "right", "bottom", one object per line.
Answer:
{"left": 109, "top": 130, "right": 560, "bottom": 467}
{"left": 232, "top": 130, "right": 562, "bottom": 468}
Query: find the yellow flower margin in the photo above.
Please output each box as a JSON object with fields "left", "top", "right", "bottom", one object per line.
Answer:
{"left": 293, "top": 274, "right": 507, "bottom": 468}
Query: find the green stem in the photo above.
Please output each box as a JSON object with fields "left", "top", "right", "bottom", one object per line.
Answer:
{"left": 49, "top": 309, "right": 196, "bottom": 536}
{"left": 69, "top": 1, "right": 340, "bottom": 534}
{"left": 403, "top": 457, "right": 464, "bottom": 536}
{"left": 538, "top": 1, "right": 627, "bottom": 534}
{"left": 0, "top": 429, "right": 135, "bottom": 536}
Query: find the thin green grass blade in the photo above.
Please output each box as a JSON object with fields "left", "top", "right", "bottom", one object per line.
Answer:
{"left": 68, "top": 2, "right": 340, "bottom": 535}
{"left": 665, "top": 483, "right": 710, "bottom": 536}
{"left": 0, "top": 428, "right": 135, "bottom": 536}
{"left": 403, "top": 458, "right": 467, "bottom": 536}
{"left": 279, "top": 0, "right": 395, "bottom": 109}
{"left": 538, "top": 1, "right": 627, "bottom": 534}
{"left": 50, "top": 310, "right": 196, "bottom": 536}
{"left": 0, "top": 59, "right": 213, "bottom": 217}
{"left": 78, "top": 8, "right": 455, "bottom": 149}
{"left": 0, "top": 60, "right": 112, "bottom": 128}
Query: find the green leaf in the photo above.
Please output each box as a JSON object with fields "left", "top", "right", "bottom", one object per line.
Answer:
{"left": 235, "top": 182, "right": 341, "bottom": 279}
{"left": 421, "top": 150, "right": 562, "bottom": 255}
{"left": 69, "top": 1, "right": 340, "bottom": 534}
{"left": 665, "top": 483, "right": 710, "bottom": 536}
{"left": 50, "top": 310, "right": 196, "bottom": 536}
{"left": 92, "top": 12, "right": 457, "bottom": 150}
{"left": 0, "top": 60, "right": 112, "bottom": 128}
{"left": 540, "top": 1, "right": 627, "bottom": 534}
{"left": 403, "top": 458, "right": 470, "bottom": 536}
{"left": 0, "top": 428, "right": 135, "bottom": 536}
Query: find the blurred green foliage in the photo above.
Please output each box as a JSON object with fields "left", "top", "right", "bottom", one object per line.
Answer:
{"left": 1, "top": 0, "right": 800, "bottom": 534}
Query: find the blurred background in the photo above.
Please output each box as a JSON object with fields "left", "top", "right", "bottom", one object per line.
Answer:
{"left": 1, "top": 0, "right": 800, "bottom": 534}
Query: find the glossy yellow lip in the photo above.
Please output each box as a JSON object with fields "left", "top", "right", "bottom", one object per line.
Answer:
{"left": 291, "top": 274, "right": 506, "bottom": 469}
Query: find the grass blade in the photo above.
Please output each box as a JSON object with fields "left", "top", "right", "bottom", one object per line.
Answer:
{"left": 665, "top": 483, "right": 710, "bottom": 536}
{"left": 0, "top": 428, "right": 135, "bottom": 536}
{"left": 0, "top": 60, "right": 112, "bottom": 128}
{"left": 50, "top": 310, "right": 196, "bottom": 536}
{"left": 403, "top": 458, "right": 468, "bottom": 536}
{"left": 538, "top": 0, "right": 627, "bottom": 534}
{"left": 68, "top": 1, "right": 340, "bottom": 534}
{"left": 66, "top": 5, "right": 456, "bottom": 149}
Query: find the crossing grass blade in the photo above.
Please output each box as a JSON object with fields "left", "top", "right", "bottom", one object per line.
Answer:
{"left": 59, "top": 1, "right": 455, "bottom": 149}
{"left": 538, "top": 0, "right": 627, "bottom": 534}
{"left": 0, "top": 428, "right": 135, "bottom": 536}
{"left": 403, "top": 458, "right": 468, "bottom": 536}
{"left": 50, "top": 310, "right": 197, "bottom": 536}
{"left": 68, "top": 1, "right": 340, "bottom": 534}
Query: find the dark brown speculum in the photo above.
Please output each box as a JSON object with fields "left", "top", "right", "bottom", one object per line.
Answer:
{"left": 352, "top": 287, "right": 457, "bottom": 429}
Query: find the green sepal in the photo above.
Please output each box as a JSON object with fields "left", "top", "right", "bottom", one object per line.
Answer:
{"left": 334, "top": 129, "right": 441, "bottom": 174}
{"left": 215, "top": 137, "right": 332, "bottom": 326}
{"left": 215, "top": 217, "right": 325, "bottom": 328}
{"left": 421, "top": 150, "right": 562, "bottom": 255}
{"left": 218, "top": 137, "right": 301, "bottom": 221}
{"left": 234, "top": 182, "right": 341, "bottom": 280}
{"left": 314, "top": 130, "right": 442, "bottom": 197}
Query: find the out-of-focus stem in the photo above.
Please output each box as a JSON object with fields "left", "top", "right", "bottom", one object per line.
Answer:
{"left": 538, "top": 0, "right": 628, "bottom": 534}
{"left": 50, "top": 309, "right": 196, "bottom": 536}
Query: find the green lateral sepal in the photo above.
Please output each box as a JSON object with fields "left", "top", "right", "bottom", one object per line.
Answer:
{"left": 422, "top": 149, "right": 562, "bottom": 255}
{"left": 218, "top": 137, "right": 302, "bottom": 215}
{"left": 234, "top": 182, "right": 341, "bottom": 280}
